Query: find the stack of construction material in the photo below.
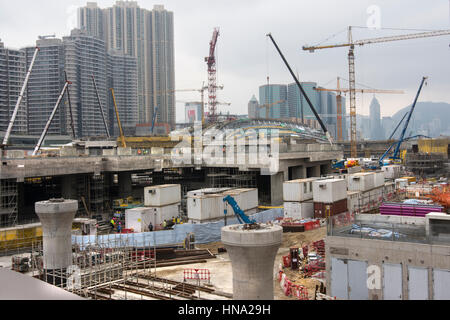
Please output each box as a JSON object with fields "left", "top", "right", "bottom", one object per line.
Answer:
{"left": 380, "top": 202, "right": 443, "bottom": 217}
{"left": 381, "top": 165, "right": 401, "bottom": 179}
{"left": 11, "top": 255, "right": 29, "bottom": 273}
{"left": 187, "top": 188, "right": 258, "bottom": 223}
{"left": 126, "top": 184, "right": 181, "bottom": 232}
{"left": 313, "top": 179, "right": 348, "bottom": 218}
{"left": 283, "top": 178, "right": 318, "bottom": 219}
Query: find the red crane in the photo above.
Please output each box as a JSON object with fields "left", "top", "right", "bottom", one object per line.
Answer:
{"left": 205, "top": 28, "right": 220, "bottom": 123}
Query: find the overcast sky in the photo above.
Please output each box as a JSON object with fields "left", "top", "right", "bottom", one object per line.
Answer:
{"left": 1, "top": 0, "right": 449, "bottom": 122}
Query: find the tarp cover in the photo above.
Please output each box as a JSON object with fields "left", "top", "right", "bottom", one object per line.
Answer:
{"left": 72, "top": 208, "right": 283, "bottom": 249}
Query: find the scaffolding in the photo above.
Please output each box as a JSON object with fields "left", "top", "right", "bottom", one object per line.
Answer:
{"left": 207, "top": 167, "right": 257, "bottom": 189}
{"left": 0, "top": 179, "right": 18, "bottom": 226}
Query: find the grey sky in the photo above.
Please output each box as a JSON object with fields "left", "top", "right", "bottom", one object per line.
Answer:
{"left": 1, "top": 0, "right": 449, "bottom": 122}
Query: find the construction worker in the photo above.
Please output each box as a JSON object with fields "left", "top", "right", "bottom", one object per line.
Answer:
{"left": 176, "top": 216, "right": 181, "bottom": 225}
{"left": 148, "top": 222, "right": 153, "bottom": 232}
{"left": 162, "top": 220, "right": 167, "bottom": 230}
{"left": 110, "top": 218, "right": 116, "bottom": 231}
{"left": 172, "top": 217, "right": 176, "bottom": 225}
{"left": 117, "top": 222, "right": 122, "bottom": 233}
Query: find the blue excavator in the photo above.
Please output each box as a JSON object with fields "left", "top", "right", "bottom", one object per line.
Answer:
{"left": 223, "top": 195, "right": 256, "bottom": 225}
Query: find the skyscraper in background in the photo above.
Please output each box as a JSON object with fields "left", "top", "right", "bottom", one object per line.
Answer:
{"left": 63, "top": 29, "right": 108, "bottom": 138}
{"left": 248, "top": 95, "right": 259, "bottom": 119}
{"left": 287, "top": 82, "right": 347, "bottom": 140}
{"left": 259, "top": 84, "right": 288, "bottom": 119}
{"left": 24, "top": 37, "right": 66, "bottom": 136}
{"left": 107, "top": 50, "right": 138, "bottom": 136}
{"left": 0, "top": 40, "right": 27, "bottom": 135}
{"left": 78, "top": 1, "right": 175, "bottom": 130}
{"left": 369, "top": 96, "right": 382, "bottom": 140}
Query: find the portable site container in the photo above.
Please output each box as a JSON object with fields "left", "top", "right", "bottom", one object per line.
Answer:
{"left": 374, "top": 171, "right": 386, "bottom": 188}
{"left": 223, "top": 188, "right": 258, "bottom": 212}
{"left": 381, "top": 165, "right": 401, "bottom": 179}
{"left": 283, "top": 178, "right": 319, "bottom": 202}
{"left": 348, "top": 172, "right": 375, "bottom": 192}
{"left": 125, "top": 204, "right": 180, "bottom": 232}
{"left": 144, "top": 184, "right": 181, "bottom": 207}
{"left": 312, "top": 179, "right": 347, "bottom": 203}
{"left": 284, "top": 201, "right": 314, "bottom": 219}
{"left": 314, "top": 199, "right": 348, "bottom": 219}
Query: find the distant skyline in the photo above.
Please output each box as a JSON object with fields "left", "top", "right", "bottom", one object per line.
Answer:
{"left": 1, "top": 0, "right": 449, "bottom": 123}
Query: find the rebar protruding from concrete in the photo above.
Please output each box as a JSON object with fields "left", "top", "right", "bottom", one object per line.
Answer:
{"left": 221, "top": 223, "right": 283, "bottom": 300}
{"left": 35, "top": 199, "right": 78, "bottom": 271}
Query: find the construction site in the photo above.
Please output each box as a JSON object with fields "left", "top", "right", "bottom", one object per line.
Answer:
{"left": 1, "top": 13, "right": 450, "bottom": 302}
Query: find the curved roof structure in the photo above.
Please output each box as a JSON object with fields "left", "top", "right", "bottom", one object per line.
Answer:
{"left": 202, "top": 119, "right": 329, "bottom": 143}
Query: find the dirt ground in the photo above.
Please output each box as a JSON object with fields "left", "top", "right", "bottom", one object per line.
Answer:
{"left": 196, "top": 226, "right": 327, "bottom": 300}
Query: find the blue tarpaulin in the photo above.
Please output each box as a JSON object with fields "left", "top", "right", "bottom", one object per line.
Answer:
{"left": 72, "top": 208, "right": 283, "bottom": 249}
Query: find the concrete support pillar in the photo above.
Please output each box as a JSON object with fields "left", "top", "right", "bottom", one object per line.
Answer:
{"left": 35, "top": 199, "right": 78, "bottom": 285}
{"left": 222, "top": 224, "right": 282, "bottom": 300}
{"left": 320, "top": 163, "right": 332, "bottom": 176}
{"left": 291, "top": 166, "right": 306, "bottom": 179}
{"left": 311, "top": 165, "right": 321, "bottom": 177}
{"left": 61, "top": 175, "right": 77, "bottom": 200}
{"left": 118, "top": 172, "right": 132, "bottom": 197}
{"left": 270, "top": 172, "right": 284, "bottom": 206}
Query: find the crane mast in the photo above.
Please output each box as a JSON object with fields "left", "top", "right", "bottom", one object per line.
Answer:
{"left": 205, "top": 28, "right": 220, "bottom": 123}
{"left": 303, "top": 27, "right": 450, "bottom": 157}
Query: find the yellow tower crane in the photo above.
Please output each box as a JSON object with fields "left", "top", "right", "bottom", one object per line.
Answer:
{"left": 303, "top": 27, "right": 450, "bottom": 157}
{"left": 258, "top": 100, "right": 286, "bottom": 119}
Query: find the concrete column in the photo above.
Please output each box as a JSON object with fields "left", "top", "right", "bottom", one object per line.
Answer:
{"left": 35, "top": 199, "right": 78, "bottom": 285}
{"left": 291, "top": 166, "right": 306, "bottom": 179}
{"left": 222, "top": 224, "right": 283, "bottom": 300}
{"left": 61, "top": 175, "right": 77, "bottom": 200}
{"left": 313, "top": 165, "right": 320, "bottom": 177}
{"left": 270, "top": 172, "right": 284, "bottom": 206}
{"left": 118, "top": 172, "right": 132, "bottom": 197}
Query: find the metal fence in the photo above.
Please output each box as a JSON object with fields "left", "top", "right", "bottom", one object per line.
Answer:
{"left": 327, "top": 211, "right": 450, "bottom": 245}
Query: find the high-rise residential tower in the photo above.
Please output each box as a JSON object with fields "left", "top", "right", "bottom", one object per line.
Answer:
{"left": 63, "top": 29, "right": 108, "bottom": 138}
{"left": 24, "top": 37, "right": 67, "bottom": 136}
{"left": 78, "top": 1, "right": 175, "bottom": 130}
{"left": 107, "top": 50, "right": 138, "bottom": 136}
{"left": 0, "top": 40, "right": 27, "bottom": 135}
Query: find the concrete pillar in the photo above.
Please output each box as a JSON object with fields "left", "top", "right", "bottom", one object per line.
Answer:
{"left": 291, "top": 166, "right": 306, "bottom": 179}
{"left": 313, "top": 165, "right": 321, "bottom": 177}
{"left": 222, "top": 224, "right": 283, "bottom": 300}
{"left": 118, "top": 172, "right": 132, "bottom": 197}
{"left": 35, "top": 199, "right": 78, "bottom": 285}
{"left": 270, "top": 172, "right": 284, "bottom": 206}
{"left": 61, "top": 175, "right": 77, "bottom": 200}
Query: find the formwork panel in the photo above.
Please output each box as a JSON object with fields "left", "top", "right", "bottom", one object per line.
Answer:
{"left": 348, "top": 260, "right": 368, "bottom": 300}
{"left": 383, "top": 263, "right": 402, "bottom": 300}
{"left": 330, "top": 258, "right": 348, "bottom": 300}
{"left": 408, "top": 266, "right": 428, "bottom": 300}
{"left": 433, "top": 269, "right": 450, "bottom": 300}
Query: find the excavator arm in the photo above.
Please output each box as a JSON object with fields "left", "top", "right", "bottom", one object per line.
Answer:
{"left": 223, "top": 195, "right": 256, "bottom": 225}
